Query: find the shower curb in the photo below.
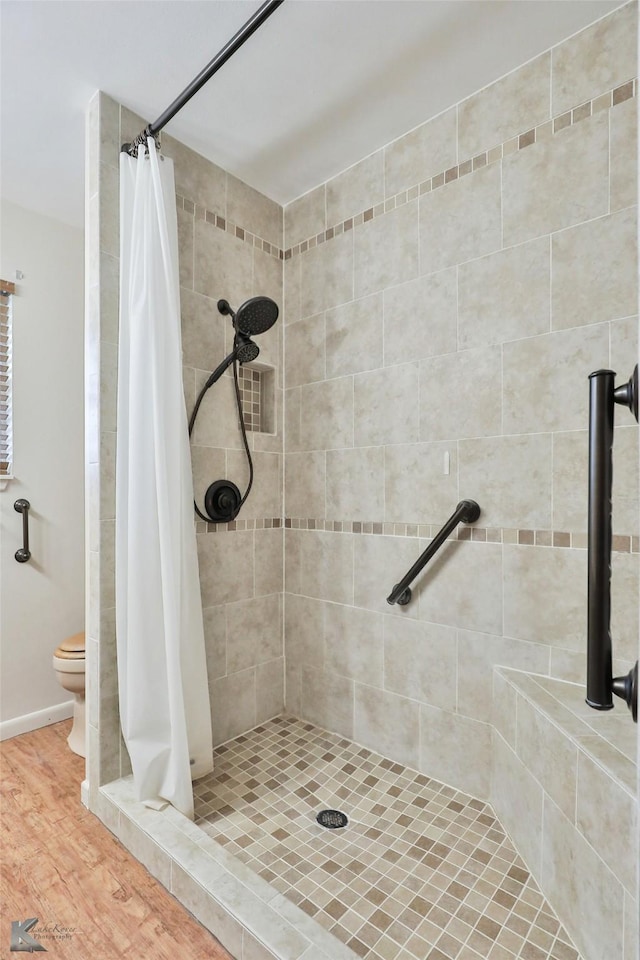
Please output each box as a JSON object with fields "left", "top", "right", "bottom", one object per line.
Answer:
{"left": 99, "top": 777, "right": 358, "bottom": 960}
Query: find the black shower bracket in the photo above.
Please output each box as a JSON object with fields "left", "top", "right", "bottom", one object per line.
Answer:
{"left": 387, "top": 499, "right": 481, "bottom": 606}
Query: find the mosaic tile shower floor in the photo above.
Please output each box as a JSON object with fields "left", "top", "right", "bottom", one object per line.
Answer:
{"left": 194, "top": 717, "right": 581, "bottom": 960}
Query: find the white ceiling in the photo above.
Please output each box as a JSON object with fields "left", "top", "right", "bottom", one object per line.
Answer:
{"left": 1, "top": 0, "right": 621, "bottom": 229}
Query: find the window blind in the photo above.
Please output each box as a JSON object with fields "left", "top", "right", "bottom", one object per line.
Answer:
{"left": 0, "top": 280, "right": 15, "bottom": 477}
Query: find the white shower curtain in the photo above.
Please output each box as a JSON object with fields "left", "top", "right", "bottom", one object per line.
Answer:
{"left": 116, "top": 139, "right": 213, "bottom": 819}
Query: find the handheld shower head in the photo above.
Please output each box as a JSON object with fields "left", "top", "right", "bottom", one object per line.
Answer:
{"left": 218, "top": 296, "right": 279, "bottom": 336}
{"left": 235, "top": 332, "right": 260, "bottom": 364}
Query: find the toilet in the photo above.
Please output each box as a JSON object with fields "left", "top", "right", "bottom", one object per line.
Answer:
{"left": 52, "top": 632, "right": 86, "bottom": 757}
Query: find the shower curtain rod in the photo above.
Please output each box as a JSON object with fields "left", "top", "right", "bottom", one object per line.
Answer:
{"left": 121, "top": 0, "right": 285, "bottom": 156}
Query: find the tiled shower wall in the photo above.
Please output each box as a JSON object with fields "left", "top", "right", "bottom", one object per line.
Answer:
{"left": 282, "top": 1, "right": 639, "bottom": 800}
{"left": 86, "top": 94, "right": 285, "bottom": 808}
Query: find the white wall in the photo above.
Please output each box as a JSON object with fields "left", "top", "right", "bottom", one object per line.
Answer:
{"left": 0, "top": 199, "right": 84, "bottom": 733}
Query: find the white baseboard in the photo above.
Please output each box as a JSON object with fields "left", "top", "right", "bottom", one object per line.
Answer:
{"left": 0, "top": 701, "right": 74, "bottom": 741}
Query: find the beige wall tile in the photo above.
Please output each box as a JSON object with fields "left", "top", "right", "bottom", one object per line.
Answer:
{"left": 98, "top": 92, "right": 120, "bottom": 170}
{"left": 353, "top": 534, "right": 422, "bottom": 619}
{"left": 284, "top": 660, "right": 301, "bottom": 716}
{"left": 611, "top": 551, "right": 640, "bottom": 662}
{"left": 553, "top": 427, "right": 638, "bottom": 535}
{"left": 416, "top": 541, "right": 503, "bottom": 635}
{"left": 384, "top": 441, "right": 459, "bottom": 525}
{"left": 284, "top": 256, "right": 301, "bottom": 326}
{"left": 301, "top": 667, "right": 354, "bottom": 738}
{"left": 285, "top": 451, "right": 326, "bottom": 518}
{"left": 297, "top": 530, "right": 354, "bottom": 606}
{"left": 354, "top": 201, "right": 419, "bottom": 298}
{"left": 194, "top": 218, "right": 253, "bottom": 306}
{"left": 384, "top": 268, "right": 457, "bottom": 366}
{"left": 492, "top": 670, "right": 517, "bottom": 748}
{"left": 384, "top": 617, "right": 456, "bottom": 711}
{"left": 253, "top": 246, "right": 283, "bottom": 310}
{"left": 99, "top": 162, "right": 119, "bottom": 259}
{"left": 300, "top": 376, "right": 353, "bottom": 450}
{"left": 576, "top": 750, "right": 637, "bottom": 894}
{"left": 610, "top": 314, "right": 639, "bottom": 377}
{"left": 225, "top": 449, "right": 282, "bottom": 521}
{"left": 611, "top": 98, "right": 637, "bottom": 213}
{"left": 542, "top": 794, "right": 624, "bottom": 960}
{"left": 516, "top": 695, "right": 578, "bottom": 821}
{"left": 325, "top": 603, "right": 384, "bottom": 688}
{"left": 551, "top": 1, "right": 637, "bottom": 115}
{"left": 458, "top": 631, "right": 550, "bottom": 723}
{"left": 99, "top": 252, "right": 119, "bottom": 345}
{"left": 459, "top": 53, "right": 551, "bottom": 160}
{"left": 190, "top": 445, "right": 226, "bottom": 519}
{"left": 503, "top": 112, "right": 609, "bottom": 246}
{"left": 354, "top": 362, "right": 419, "bottom": 446}
{"left": 100, "top": 341, "right": 118, "bottom": 433}
{"left": 326, "top": 447, "right": 385, "bottom": 521}
{"left": 285, "top": 185, "right": 326, "bottom": 249}
{"left": 420, "top": 345, "right": 502, "bottom": 441}
{"left": 326, "top": 293, "right": 383, "bottom": 379}
{"left": 355, "top": 683, "right": 420, "bottom": 770}
{"left": 190, "top": 370, "right": 243, "bottom": 449}
{"left": 284, "top": 386, "right": 301, "bottom": 452}
{"left": 226, "top": 172, "right": 282, "bottom": 248}
{"left": 552, "top": 207, "right": 637, "bottom": 331}
{"left": 420, "top": 163, "right": 501, "bottom": 274}
{"left": 491, "top": 733, "right": 544, "bottom": 879}
{"left": 284, "top": 529, "right": 301, "bottom": 595}
{"left": 502, "top": 323, "right": 610, "bottom": 434}
{"left": 327, "top": 150, "right": 384, "bottom": 226}
{"left": 300, "top": 231, "right": 354, "bottom": 318}
{"left": 458, "top": 434, "right": 552, "bottom": 529}
{"left": 458, "top": 238, "right": 550, "bottom": 349}
{"left": 203, "top": 605, "right": 226, "bottom": 680}
{"left": 284, "top": 593, "right": 325, "bottom": 671}
{"left": 503, "top": 545, "right": 585, "bottom": 649}
{"left": 256, "top": 657, "right": 285, "bottom": 723}
{"left": 255, "top": 529, "right": 283, "bottom": 598}
{"left": 162, "top": 133, "right": 226, "bottom": 216}
{"left": 211, "top": 666, "right": 256, "bottom": 745}
{"left": 384, "top": 107, "right": 457, "bottom": 198}
{"left": 197, "top": 530, "right": 254, "bottom": 607}
{"left": 623, "top": 892, "right": 639, "bottom": 960}
{"left": 226, "top": 594, "right": 282, "bottom": 673}
{"left": 177, "top": 207, "right": 194, "bottom": 290}
{"left": 181, "top": 290, "right": 227, "bottom": 370}
{"left": 420, "top": 705, "right": 492, "bottom": 798}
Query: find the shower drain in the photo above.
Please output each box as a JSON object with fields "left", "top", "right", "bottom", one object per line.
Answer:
{"left": 316, "top": 809, "right": 348, "bottom": 829}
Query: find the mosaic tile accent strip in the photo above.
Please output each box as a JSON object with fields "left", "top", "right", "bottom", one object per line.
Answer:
{"left": 176, "top": 194, "right": 284, "bottom": 261}
{"left": 194, "top": 717, "right": 582, "bottom": 960}
{"left": 174, "top": 78, "right": 635, "bottom": 270}
{"left": 283, "top": 78, "right": 637, "bottom": 260}
{"left": 238, "top": 365, "right": 262, "bottom": 432}
{"left": 282, "top": 520, "right": 638, "bottom": 553}
{"left": 195, "top": 517, "right": 282, "bottom": 534}
{"left": 194, "top": 516, "right": 638, "bottom": 552}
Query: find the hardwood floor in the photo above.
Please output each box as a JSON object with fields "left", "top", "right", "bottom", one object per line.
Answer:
{"left": 0, "top": 720, "right": 233, "bottom": 959}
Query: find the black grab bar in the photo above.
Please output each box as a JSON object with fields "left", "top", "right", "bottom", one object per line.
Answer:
{"left": 14, "top": 498, "right": 31, "bottom": 563}
{"left": 387, "top": 499, "right": 481, "bottom": 606}
{"left": 587, "top": 366, "right": 638, "bottom": 722}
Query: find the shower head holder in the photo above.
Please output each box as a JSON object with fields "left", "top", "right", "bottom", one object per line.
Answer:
{"left": 204, "top": 480, "right": 242, "bottom": 522}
